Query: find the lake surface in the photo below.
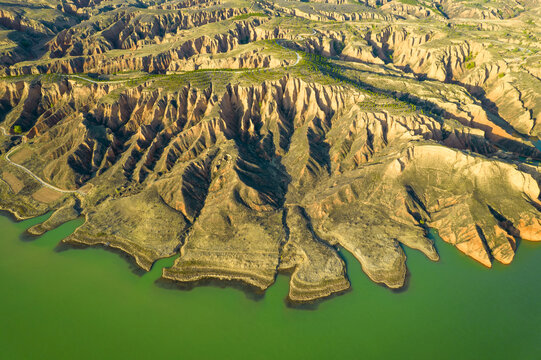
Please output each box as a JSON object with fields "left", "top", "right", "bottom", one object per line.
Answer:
{"left": 1, "top": 214, "right": 541, "bottom": 360}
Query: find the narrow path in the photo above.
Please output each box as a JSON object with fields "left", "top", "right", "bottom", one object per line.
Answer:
{"left": 4, "top": 147, "right": 81, "bottom": 194}
{"left": 279, "top": 28, "right": 317, "bottom": 66}
{"left": 292, "top": 51, "right": 301, "bottom": 66}
{"left": 298, "top": 28, "right": 316, "bottom": 41}
{"left": 1, "top": 127, "right": 82, "bottom": 195}
{"left": 68, "top": 75, "right": 130, "bottom": 84}
{"left": 0, "top": 126, "right": 22, "bottom": 138}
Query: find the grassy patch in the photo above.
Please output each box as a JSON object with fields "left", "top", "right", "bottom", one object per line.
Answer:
{"left": 397, "top": 0, "right": 419, "bottom": 5}
{"left": 357, "top": 99, "right": 419, "bottom": 114}
{"left": 232, "top": 12, "right": 267, "bottom": 21}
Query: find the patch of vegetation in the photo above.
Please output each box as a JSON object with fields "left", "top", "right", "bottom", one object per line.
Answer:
{"left": 357, "top": 99, "right": 419, "bottom": 114}
{"left": 304, "top": 53, "right": 344, "bottom": 76}
{"left": 231, "top": 12, "right": 267, "bottom": 21}
{"left": 464, "top": 53, "right": 475, "bottom": 62}
{"left": 40, "top": 74, "right": 63, "bottom": 84}
{"left": 397, "top": 0, "right": 419, "bottom": 5}
{"left": 332, "top": 41, "right": 346, "bottom": 56}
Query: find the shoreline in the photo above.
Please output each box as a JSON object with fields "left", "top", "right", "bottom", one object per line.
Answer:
{"left": 0, "top": 209, "right": 365, "bottom": 304}
{"left": 2, "top": 210, "right": 541, "bottom": 310}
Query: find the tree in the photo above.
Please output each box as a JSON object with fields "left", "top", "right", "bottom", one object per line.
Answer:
{"left": 13, "top": 125, "right": 22, "bottom": 134}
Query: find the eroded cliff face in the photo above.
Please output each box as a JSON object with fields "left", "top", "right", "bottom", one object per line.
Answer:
{"left": 380, "top": 2, "right": 439, "bottom": 19}
{"left": 259, "top": 0, "right": 394, "bottom": 22}
{"left": 5, "top": 17, "right": 289, "bottom": 76}
{"left": 360, "top": 0, "right": 525, "bottom": 20}
{"left": 435, "top": 0, "right": 521, "bottom": 20}
{"left": 173, "top": 49, "right": 292, "bottom": 71}
{"left": 1, "top": 74, "right": 540, "bottom": 302}
{"left": 359, "top": 26, "right": 541, "bottom": 139}
{"left": 48, "top": 8, "right": 249, "bottom": 57}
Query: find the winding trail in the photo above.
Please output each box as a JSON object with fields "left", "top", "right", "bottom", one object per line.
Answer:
{"left": 68, "top": 75, "right": 130, "bottom": 84}
{"left": 292, "top": 51, "right": 301, "bottom": 66}
{"left": 0, "top": 126, "right": 22, "bottom": 138}
{"left": 298, "top": 28, "right": 317, "bottom": 41}
{"left": 1, "top": 126, "right": 82, "bottom": 195}
{"left": 282, "top": 29, "right": 316, "bottom": 66}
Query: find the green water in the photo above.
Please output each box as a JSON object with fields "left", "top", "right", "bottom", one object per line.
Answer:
{"left": 1, "top": 214, "right": 541, "bottom": 360}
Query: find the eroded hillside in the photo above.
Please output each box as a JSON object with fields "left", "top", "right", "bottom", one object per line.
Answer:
{"left": 1, "top": 0, "right": 540, "bottom": 303}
